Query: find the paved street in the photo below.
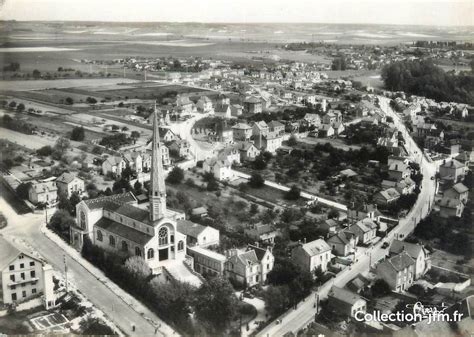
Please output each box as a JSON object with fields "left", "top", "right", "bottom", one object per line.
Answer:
{"left": 257, "top": 95, "right": 438, "bottom": 337}
{"left": 0, "top": 186, "right": 176, "bottom": 337}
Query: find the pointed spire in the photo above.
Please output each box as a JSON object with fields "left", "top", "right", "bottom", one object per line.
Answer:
{"left": 149, "top": 104, "right": 167, "bottom": 221}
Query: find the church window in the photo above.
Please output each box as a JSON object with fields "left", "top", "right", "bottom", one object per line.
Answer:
{"left": 147, "top": 249, "right": 154, "bottom": 259}
{"left": 135, "top": 247, "right": 142, "bottom": 257}
{"left": 121, "top": 241, "right": 128, "bottom": 252}
{"left": 158, "top": 227, "right": 168, "bottom": 245}
{"left": 170, "top": 234, "right": 174, "bottom": 243}
{"left": 178, "top": 241, "right": 184, "bottom": 251}
{"left": 97, "top": 230, "right": 103, "bottom": 242}
{"left": 109, "top": 235, "right": 115, "bottom": 247}
{"left": 80, "top": 211, "right": 86, "bottom": 229}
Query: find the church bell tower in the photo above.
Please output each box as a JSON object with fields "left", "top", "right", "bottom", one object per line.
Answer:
{"left": 149, "top": 105, "right": 167, "bottom": 221}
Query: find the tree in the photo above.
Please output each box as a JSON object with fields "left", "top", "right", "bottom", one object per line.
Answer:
{"left": 131, "top": 131, "right": 140, "bottom": 143}
{"left": 253, "top": 156, "right": 267, "bottom": 170}
{"left": 263, "top": 285, "right": 290, "bottom": 317}
{"left": 285, "top": 185, "right": 300, "bottom": 200}
{"left": 48, "top": 209, "right": 76, "bottom": 239}
{"left": 54, "top": 137, "right": 71, "bottom": 155}
{"left": 371, "top": 279, "right": 391, "bottom": 298}
{"left": 65, "top": 97, "right": 74, "bottom": 105}
{"left": 16, "top": 103, "right": 25, "bottom": 112}
{"left": 207, "top": 179, "right": 219, "bottom": 191}
{"left": 70, "top": 126, "right": 85, "bottom": 141}
{"left": 86, "top": 97, "right": 97, "bottom": 104}
{"left": 8, "top": 101, "right": 17, "bottom": 109}
{"left": 248, "top": 173, "right": 265, "bottom": 188}
{"left": 166, "top": 166, "right": 185, "bottom": 185}
{"left": 32, "top": 69, "right": 41, "bottom": 79}
{"left": 16, "top": 182, "right": 31, "bottom": 199}
{"left": 287, "top": 135, "right": 297, "bottom": 146}
{"left": 124, "top": 256, "right": 151, "bottom": 281}
{"left": 36, "top": 145, "right": 53, "bottom": 157}
{"left": 194, "top": 277, "right": 238, "bottom": 333}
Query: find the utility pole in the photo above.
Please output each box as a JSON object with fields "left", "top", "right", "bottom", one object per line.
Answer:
{"left": 63, "top": 255, "right": 68, "bottom": 293}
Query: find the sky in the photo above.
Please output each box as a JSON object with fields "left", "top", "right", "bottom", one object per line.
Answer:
{"left": 0, "top": 0, "right": 473, "bottom": 26}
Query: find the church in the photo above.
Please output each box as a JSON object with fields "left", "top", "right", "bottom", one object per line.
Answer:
{"left": 70, "top": 110, "right": 202, "bottom": 285}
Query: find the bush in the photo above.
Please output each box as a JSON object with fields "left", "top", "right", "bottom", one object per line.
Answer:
{"left": 70, "top": 126, "right": 85, "bottom": 141}
{"left": 285, "top": 185, "right": 300, "bottom": 200}
{"left": 166, "top": 166, "right": 185, "bottom": 185}
{"left": 248, "top": 173, "right": 265, "bottom": 188}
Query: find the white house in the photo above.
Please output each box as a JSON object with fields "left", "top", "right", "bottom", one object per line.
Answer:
{"left": 291, "top": 239, "right": 331, "bottom": 273}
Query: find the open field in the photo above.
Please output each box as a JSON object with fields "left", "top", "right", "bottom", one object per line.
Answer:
{"left": 0, "top": 78, "right": 140, "bottom": 92}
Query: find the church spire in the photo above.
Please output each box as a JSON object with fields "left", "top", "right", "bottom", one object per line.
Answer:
{"left": 149, "top": 104, "right": 167, "bottom": 221}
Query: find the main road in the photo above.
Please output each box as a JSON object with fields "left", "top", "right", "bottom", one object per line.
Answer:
{"left": 256, "top": 95, "right": 438, "bottom": 337}
{"left": 0, "top": 184, "right": 176, "bottom": 336}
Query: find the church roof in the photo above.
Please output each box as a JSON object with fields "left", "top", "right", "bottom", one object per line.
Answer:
{"left": 113, "top": 203, "right": 152, "bottom": 225}
{"left": 83, "top": 192, "right": 136, "bottom": 211}
{"left": 95, "top": 218, "right": 152, "bottom": 245}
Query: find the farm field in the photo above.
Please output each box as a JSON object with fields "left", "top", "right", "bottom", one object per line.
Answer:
{"left": 0, "top": 78, "right": 140, "bottom": 92}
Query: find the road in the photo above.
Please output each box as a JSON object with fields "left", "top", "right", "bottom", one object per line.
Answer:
{"left": 0, "top": 186, "right": 175, "bottom": 336}
{"left": 256, "top": 95, "right": 438, "bottom": 337}
{"left": 231, "top": 169, "right": 348, "bottom": 211}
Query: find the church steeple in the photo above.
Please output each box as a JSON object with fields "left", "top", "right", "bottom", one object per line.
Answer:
{"left": 149, "top": 104, "right": 167, "bottom": 221}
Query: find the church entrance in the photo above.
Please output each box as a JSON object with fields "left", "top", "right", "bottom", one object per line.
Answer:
{"left": 159, "top": 248, "right": 168, "bottom": 261}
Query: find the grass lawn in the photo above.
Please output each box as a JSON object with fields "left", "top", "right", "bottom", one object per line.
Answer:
{"left": 0, "top": 308, "right": 38, "bottom": 335}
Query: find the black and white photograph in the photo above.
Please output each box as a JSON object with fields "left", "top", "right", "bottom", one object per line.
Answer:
{"left": 0, "top": 0, "right": 473, "bottom": 336}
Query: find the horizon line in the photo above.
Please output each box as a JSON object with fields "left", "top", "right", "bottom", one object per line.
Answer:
{"left": 1, "top": 19, "right": 473, "bottom": 28}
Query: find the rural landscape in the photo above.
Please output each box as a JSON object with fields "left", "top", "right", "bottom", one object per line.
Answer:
{"left": 0, "top": 5, "right": 473, "bottom": 337}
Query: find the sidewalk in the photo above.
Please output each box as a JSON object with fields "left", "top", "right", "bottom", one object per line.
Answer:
{"left": 40, "top": 222, "right": 178, "bottom": 337}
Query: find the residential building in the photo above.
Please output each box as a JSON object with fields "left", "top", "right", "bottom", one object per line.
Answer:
{"left": 345, "top": 218, "right": 378, "bottom": 245}
{"left": 203, "top": 158, "right": 234, "bottom": 181}
{"left": 168, "top": 139, "right": 191, "bottom": 158}
{"left": 291, "top": 239, "right": 331, "bottom": 273}
{"left": 388, "top": 163, "right": 411, "bottom": 181}
{"left": 244, "top": 223, "right": 279, "bottom": 244}
{"left": 0, "top": 237, "right": 56, "bottom": 309}
{"left": 214, "top": 104, "right": 231, "bottom": 119}
{"left": 268, "top": 121, "right": 285, "bottom": 137}
{"left": 216, "top": 93, "right": 230, "bottom": 106}
{"left": 303, "top": 113, "right": 322, "bottom": 127}
{"left": 218, "top": 147, "right": 240, "bottom": 165}
{"left": 439, "top": 159, "right": 467, "bottom": 182}
{"left": 254, "top": 131, "right": 283, "bottom": 154}
{"left": 196, "top": 96, "right": 213, "bottom": 113}
{"left": 252, "top": 121, "right": 269, "bottom": 138}
{"left": 215, "top": 121, "right": 234, "bottom": 144}
{"left": 28, "top": 180, "right": 58, "bottom": 206}
{"left": 237, "top": 142, "right": 260, "bottom": 161}
{"left": 375, "top": 251, "right": 415, "bottom": 292}
{"left": 438, "top": 197, "right": 465, "bottom": 218}
{"left": 230, "top": 104, "right": 243, "bottom": 117}
{"left": 327, "top": 232, "right": 357, "bottom": 257}
{"left": 381, "top": 177, "right": 416, "bottom": 195}
{"left": 389, "top": 240, "right": 431, "bottom": 279}
{"left": 225, "top": 245, "right": 274, "bottom": 287}
{"left": 327, "top": 286, "right": 367, "bottom": 318}
{"left": 373, "top": 188, "right": 401, "bottom": 205}
{"left": 177, "top": 220, "right": 220, "bottom": 247}
{"left": 243, "top": 96, "right": 263, "bottom": 114}
{"left": 232, "top": 123, "right": 253, "bottom": 141}
{"left": 347, "top": 204, "right": 378, "bottom": 223}
{"left": 101, "top": 156, "right": 126, "bottom": 177}
{"left": 322, "top": 110, "right": 343, "bottom": 126}
{"left": 187, "top": 246, "right": 226, "bottom": 277}
{"left": 444, "top": 183, "right": 469, "bottom": 203}
{"left": 56, "top": 172, "right": 85, "bottom": 198}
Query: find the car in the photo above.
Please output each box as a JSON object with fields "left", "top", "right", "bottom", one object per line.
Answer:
{"left": 382, "top": 241, "right": 389, "bottom": 249}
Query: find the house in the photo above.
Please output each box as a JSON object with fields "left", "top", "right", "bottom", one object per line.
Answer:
{"left": 232, "top": 123, "right": 253, "bottom": 141}
{"left": 215, "top": 121, "right": 234, "bottom": 144}
{"left": 56, "top": 172, "right": 85, "bottom": 198}
{"left": 268, "top": 121, "right": 285, "bottom": 137}
{"left": 191, "top": 206, "right": 208, "bottom": 218}
{"left": 375, "top": 251, "right": 415, "bottom": 292}
{"left": 327, "top": 232, "right": 357, "bottom": 257}
{"left": 176, "top": 95, "right": 194, "bottom": 115}
{"left": 196, "top": 96, "right": 213, "bottom": 113}
{"left": 291, "top": 239, "right": 331, "bottom": 273}
{"left": 230, "top": 104, "right": 243, "bottom": 117}
{"left": 320, "top": 218, "right": 339, "bottom": 235}
{"left": 216, "top": 93, "right": 230, "bottom": 106}
{"left": 254, "top": 131, "right": 283, "bottom": 154}
{"left": 177, "top": 220, "right": 220, "bottom": 247}
{"left": 225, "top": 245, "right": 274, "bottom": 287}
{"left": 387, "top": 155, "right": 410, "bottom": 168}
{"left": 340, "top": 169, "right": 357, "bottom": 179}
{"left": 388, "top": 162, "right": 411, "bottom": 180}
{"left": 214, "top": 104, "right": 231, "bottom": 119}
{"left": 203, "top": 158, "right": 234, "bottom": 181}
{"left": 168, "top": 139, "right": 191, "bottom": 158}
{"left": 244, "top": 223, "right": 279, "bottom": 244}
{"left": 322, "top": 110, "right": 343, "bottom": 126}
{"left": 160, "top": 128, "right": 176, "bottom": 142}
{"left": 348, "top": 203, "right": 378, "bottom": 223}
{"left": 327, "top": 286, "right": 367, "bottom": 318}
{"left": 28, "top": 180, "right": 58, "bottom": 206}
{"left": 101, "top": 156, "right": 126, "bottom": 177}
{"left": 123, "top": 151, "right": 143, "bottom": 173}
{"left": 439, "top": 159, "right": 467, "bottom": 182}
{"left": 389, "top": 240, "right": 431, "bottom": 279}
{"left": 381, "top": 177, "right": 416, "bottom": 195}
{"left": 318, "top": 124, "right": 335, "bottom": 138}
{"left": 237, "top": 142, "right": 260, "bottom": 161}
{"left": 303, "top": 113, "right": 322, "bottom": 127}
{"left": 0, "top": 237, "right": 56, "bottom": 309}
{"left": 438, "top": 197, "right": 465, "bottom": 218}
{"left": 243, "top": 96, "right": 263, "bottom": 114}
{"left": 345, "top": 218, "right": 378, "bottom": 245}
{"left": 252, "top": 121, "right": 269, "bottom": 138}
{"left": 373, "top": 188, "right": 401, "bottom": 205}
{"left": 218, "top": 147, "right": 240, "bottom": 165}
{"left": 444, "top": 183, "right": 469, "bottom": 203}
{"left": 187, "top": 245, "right": 226, "bottom": 277}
